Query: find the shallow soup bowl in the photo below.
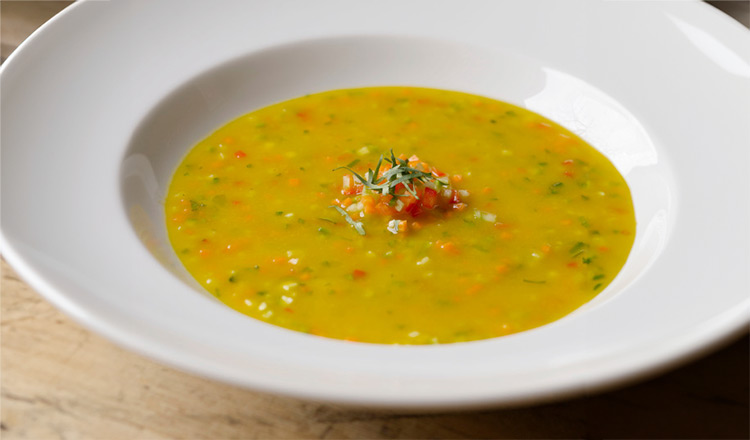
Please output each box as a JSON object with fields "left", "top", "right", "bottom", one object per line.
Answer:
{"left": 2, "top": 0, "right": 748, "bottom": 409}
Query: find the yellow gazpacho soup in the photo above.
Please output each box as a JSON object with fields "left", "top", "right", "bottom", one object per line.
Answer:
{"left": 165, "top": 87, "right": 635, "bottom": 344}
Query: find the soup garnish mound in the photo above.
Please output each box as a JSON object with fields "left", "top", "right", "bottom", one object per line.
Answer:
{"left": 166, "top": 87, "right": 635, "bottom": 344}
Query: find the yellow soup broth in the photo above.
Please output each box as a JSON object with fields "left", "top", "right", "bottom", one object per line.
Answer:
{"left": 166, "top": 87, "right": 635, "bottom": 344}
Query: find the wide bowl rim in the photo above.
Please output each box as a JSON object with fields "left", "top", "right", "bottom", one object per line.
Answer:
{"left": 2, "top": 0, "right": 749, "bottom": 410}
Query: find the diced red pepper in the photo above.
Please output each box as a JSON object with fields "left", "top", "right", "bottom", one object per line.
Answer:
{"left": 422, "top": 187, "right": 438, "bottom": 210}
{"left": 405, "top": 200, "right": 423, "bottom": 217}
{"left": 234, "top": 150, "right": 246, "bottom": 159}
{"left": 352, "top": 269, "right": 367, "bottom": 279}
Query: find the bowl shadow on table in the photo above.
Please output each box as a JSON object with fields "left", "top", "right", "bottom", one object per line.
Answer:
{"left": 303, "top": 334, "right": 749, "bottom": 439}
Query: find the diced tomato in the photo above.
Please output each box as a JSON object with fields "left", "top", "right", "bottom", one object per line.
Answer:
{"left": 352, "top": 269, "right": 366, "bottom": 279}
{"left": 234, "top": 150, "right": 246, "bottom": 159}
{"left": 422, "top": 187, "right": 438, "bottom": 210}
{"left": 405, "top": 200, "right": 423, "bottom": 217}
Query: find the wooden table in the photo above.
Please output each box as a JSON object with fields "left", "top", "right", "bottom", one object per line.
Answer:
{"left": 2, "top": 2, "right": 748, "bottom": 438}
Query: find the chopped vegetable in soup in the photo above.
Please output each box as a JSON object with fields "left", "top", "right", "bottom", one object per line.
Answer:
{"left": 165, "top": 87, "right": 635, "bottom": 344}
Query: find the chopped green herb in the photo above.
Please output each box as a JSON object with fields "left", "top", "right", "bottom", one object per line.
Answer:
{"left": 212, "top": 177, "right": 220, "bottom": 183}
{"left": 190, "top": 200, "right": 205, "bottom": 211}
{"left": 275, "top": 211, "right": 284, "bottom": 216}
{"left": 346, "top": 158, "right": 360, "bottom": 168}
{"left": 579, "top": 217, "right": 590, "bottom": 228}
{"left": 318, "top": 227, "right": 330, "bottom": 235}
{"left": 334, "top": 149, "right": 439, "bottom": 200}
{"left": 253, "top": 265, "right": 260, "bottom": 270}
{"left": 330, "top": 205, "right": 366, "bottom": 236}
{"left": 228, "top": 276, "right": 236, "bottom": 283}
{"left": 569, "top": 241, "right": 587, "bottom": 257}
{"left": 256, "top": 291, "right": 267, "bottom": 296}
{"left": 246, "top": 164, "right": 253, "bottom": 168}
{"left": 592, "top": 274, "right": 605, "bottom": 280}
{"left": 593, "top": 283, "right": 603, "bottom": 291}
{"left": 582, "top": 257, "right": 593, "bottom": 265}
{"left": 523, "top": 279, "right": 547, "bottom": 284}
{"left": 549, "top": 182, "right": 564, "bottom": 194}
{"left": 317, "top": 217, "right": 338, "bottom": 224}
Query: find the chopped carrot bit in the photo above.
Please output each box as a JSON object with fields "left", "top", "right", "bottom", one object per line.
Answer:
{"left": 411, "top": 221, "right": 422, "bottom": 231}
{"left": 352, "top": 269, "right": 366, "bottom": 279}
{"left": 288, "top": 178, "right": 300, "bottom": 186}
{"left": 541, "top": 244, "right": 552, "bottom": 253}
{"left": 198, "top": 249, "right": 211, "bottom": 258}
{"left": 482, "top": 187, "right": 492, "bottom": 194}
{"left": 567, "top": 262, "right": 579, "bottom": 268}
{"left": 435, "top": 240, "right": 459, "bottom": 254}
{"left": 451, "top": 174, "right": 463, "bottom": 183}
{"left": 375, "top": 203, "right": 392, "bottom": 216}
{"left": 599, "top": 246, "right": 610, "bottom": 252}
{"left": 500, "top": 231, "right": 513, "bottom": 240}
{"left": 465, "top": 284, "right": 483, "bottom": 295}
{"left": 563, "top": 170, "right": 575, "bottom": 178}
{"left": 496, "top": 264, "right": 509, "bottom": 274}
{"left": 561, "top": 219, "right": 572, "bottom": 226}
{"left": 340, "top": 197, "right": 353, "bottom": 208}
{"left": 223, "top": 137, "right": 236, "bottom": 145}
{"left": 300, "top": 273, "right": 311, "bottom": 281}
{"left": 398, "top": 220, "right": 408, "bottom": 232}
{"left": 234, "top": 150, "right": 246, "bottom": 159}
{"left": 284, "top": 307, "right": 294, "bottom": 313}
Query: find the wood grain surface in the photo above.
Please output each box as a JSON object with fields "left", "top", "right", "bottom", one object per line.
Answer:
{"left": 2, "top": 2, "right": 748, "bottom": 439}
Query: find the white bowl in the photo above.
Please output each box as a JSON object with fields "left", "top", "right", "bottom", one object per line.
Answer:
{"left": 2, "top": 0, "right": 748, "bottom": 410}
